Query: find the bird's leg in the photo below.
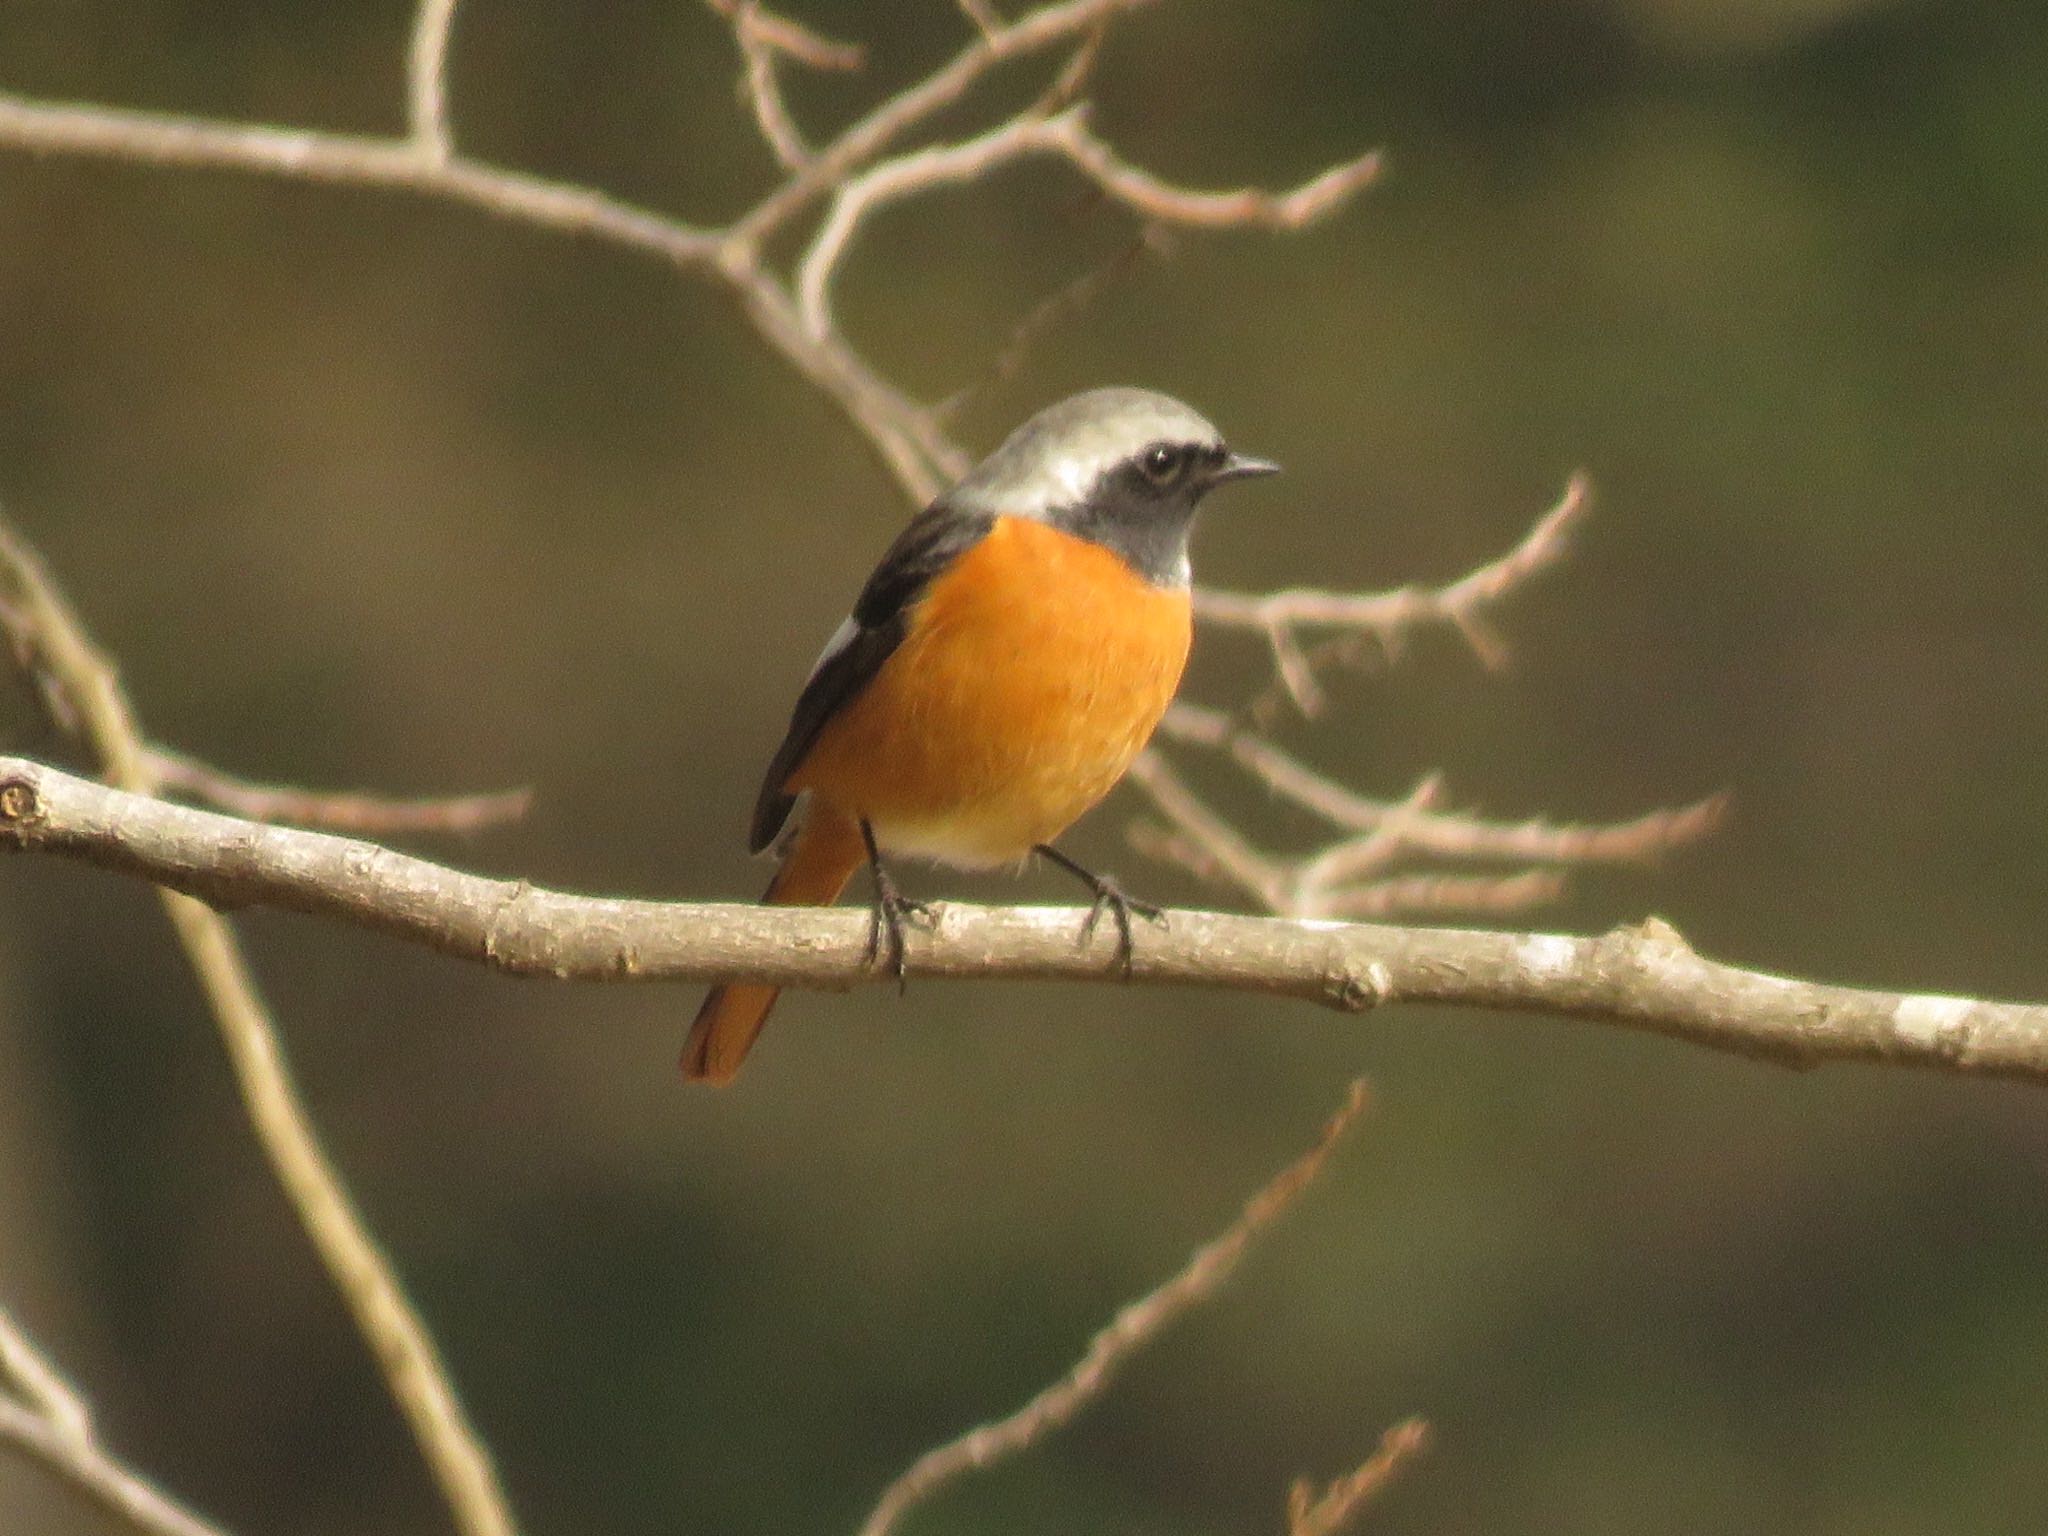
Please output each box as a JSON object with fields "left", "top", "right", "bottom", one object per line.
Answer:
{"left": 1032, "top": 843, "right": 1166, "bottom": 977}
{"left": 860, "top": 818, "right": 933, "bottom": 991}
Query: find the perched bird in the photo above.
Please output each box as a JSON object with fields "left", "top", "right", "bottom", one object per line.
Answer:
{"left": 684, "top": 387, "right": 1278, "bottom": 1083}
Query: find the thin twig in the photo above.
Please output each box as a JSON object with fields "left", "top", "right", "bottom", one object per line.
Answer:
{"left": 0, "top": 89, "right": 945, "bottom": 501}
{"left": 1195, "top": 473, "right": 1590, "bottom": 639}
{"left": 407, "top": 0, "right": 460, "bottom": 159}
{"left": 0, "top": 1401, "right": 228, "bottom": 1536}
{"left": 1029, "top": 20, "right": 1110, "bottom": 118}
{"left": 728, "top": 0, "right": 1160, "bottom": 251}
{"left": 937, "top": 224, "right": 1168, "bottom": 423}
{"left": 1310, "top": 868, "right": 1566, "bottom": 920}
{"left": 1161, "top": 706, "right": 1727, "bottom": 863}
{"left": 0, "top": 1309, "right": 229, "bottom": 1536}
{"left": 1195, "top": 474, "right": 1591, "bottom": 716}
{"left": 740, "top": 38, "right": 811, "bottom": 170}
{"left": 1287, "top": 1419, "right": 1430, "bottom": 1536}
{"left": 0, "top": 526, "right": 529, "bottom": 844}
{"left": 1129, "top": 732, "right": 1715, "bottom": 920}
{"left": 859, "top": 1081, "right": 1374, "bottom": 1536}
{"left": 0, "top": 586, "right": 81, "bottom": 734}
{"left": 140, "top": 745, "right": 532, "bottom": 835}
{"left": 1054, "top": 114, "right": 1383, "bottom": 229}
{"left": 703, "top": 0, "right": 864, "bottom": 70}
{"left": 0, "top": 1308, "right": 91, "bottom": 1444}
{"left": 1126, "top": 822, "right": 1569, "bottom": 920}
{"left": 1291, "top": 772, "right": 1449, "bottom": 891}
{"left": 707, "top": 0, "right": 865, "bottom": 171}
{"left": 0, "top": 514, "right": 517, "bottom": 1536}
{"left": 1123, "top": 749, "right": 1291, "bottom": 910}
{"left": 1149, "top": 705, "right": 1728, "bottom": 913}
{"left": 957, "top": 0, "right": 1007, "bottom": 40}
{"left": 797, "top": 105, "right": 1380, "bottom": 340}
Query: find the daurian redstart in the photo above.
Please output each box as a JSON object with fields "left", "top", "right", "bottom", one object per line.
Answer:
{"left": 685, "top": 387, "right": 1278, "bottom": 1082}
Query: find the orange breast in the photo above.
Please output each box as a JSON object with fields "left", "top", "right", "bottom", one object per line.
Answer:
{"left": 788, "top": 516, "right": 1193, "bottom": 867}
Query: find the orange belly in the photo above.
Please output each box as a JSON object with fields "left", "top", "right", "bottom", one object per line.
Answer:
{"left": 787, "top": 516, "right": 1192, "bottom": 867}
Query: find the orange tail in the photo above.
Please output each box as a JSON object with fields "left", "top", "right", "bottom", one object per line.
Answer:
{"left": 682, "top": 807, "right": 865, "bottom": 1085}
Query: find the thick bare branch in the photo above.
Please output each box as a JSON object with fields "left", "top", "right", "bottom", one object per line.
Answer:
{"left": 860, "top": 1081, "right": 1374, "bottom": 1536}
{"left": 0, "top": 1310, "right": 229, "bottom": 1536}
{"left": 4, "top": 757, "right": 2046, "bottom": 1084}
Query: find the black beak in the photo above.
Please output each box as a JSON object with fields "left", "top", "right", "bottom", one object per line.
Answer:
{"left": 1212, "top": 451, "right": 1281, "bottom": 485}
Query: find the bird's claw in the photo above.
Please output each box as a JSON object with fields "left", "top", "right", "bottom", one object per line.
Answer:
{"left": 864, "top": 879, "right": 935, "bottom": 992}
{"left": 1078, "top": 876, "right": 1165, "bottom": 980}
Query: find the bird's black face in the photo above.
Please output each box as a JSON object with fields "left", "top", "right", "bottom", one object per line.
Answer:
{"left": 1055, "top": 437, "right": 1280, "bottom": 587}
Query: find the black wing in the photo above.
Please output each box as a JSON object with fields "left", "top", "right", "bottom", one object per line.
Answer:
{"left": 747, "top": 499, "right": 995, "bottom": 852}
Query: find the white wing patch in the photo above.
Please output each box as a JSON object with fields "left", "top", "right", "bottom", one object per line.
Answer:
{"left": 804, "top": 615, "right": 861, "bottom": 687}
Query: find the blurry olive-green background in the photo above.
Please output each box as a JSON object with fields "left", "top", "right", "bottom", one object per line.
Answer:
{"left": 3, "top": 1, "right": 2047, "bottom": 1532}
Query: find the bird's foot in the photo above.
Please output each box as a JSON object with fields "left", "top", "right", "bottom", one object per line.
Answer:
{"left": 1079, "top": 876, "right": 1165, "bottom": 979}
{"left": 863, "top": 870, "right": 934, "bottom": 992}
{"left": 858, "top": 818, "right": 933, "bottom": 992}
{"left": 1034, "top": 844, "right": 1165, "bottom": 979}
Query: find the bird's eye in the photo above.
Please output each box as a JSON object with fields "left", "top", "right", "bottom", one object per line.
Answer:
{"left": 1141, "top": 444, "right": 1183, "bottom": 485}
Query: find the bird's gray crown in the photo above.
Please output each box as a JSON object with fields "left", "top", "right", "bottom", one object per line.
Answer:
{"left": 950, "top": 387, "right": 1225, "bottom": 517}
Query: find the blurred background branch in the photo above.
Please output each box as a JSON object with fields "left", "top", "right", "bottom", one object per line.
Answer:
{"left": 0, "top": 1308, "right": 228, "bottom": 1536}
{"left": 1286, "top": 1420, "right": 1431, "bottom": 1536}
{"left": 0, "top": 504, "right": 518, "bottom": 1536}
{"left": 1191, "top": 474, "right": 1591, "bottom": 715}
{"left": 136, "top": 745, "right": 532, "bottom": 837}
{"left": 859, "top": 1082, "right": 1386, "bottom": 1536}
